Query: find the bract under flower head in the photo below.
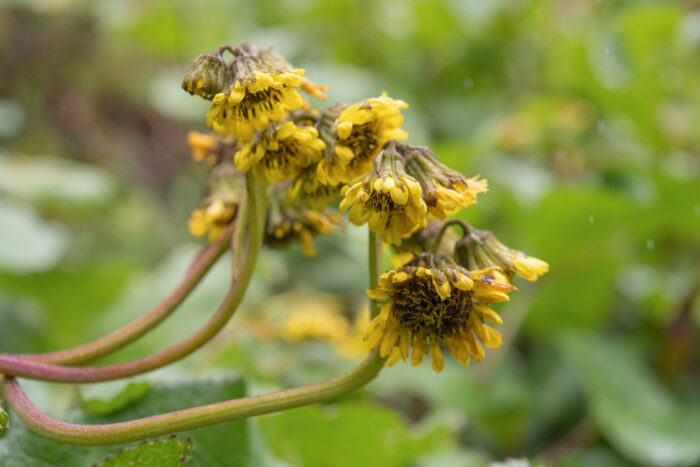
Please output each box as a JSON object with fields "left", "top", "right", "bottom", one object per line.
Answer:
{"left": 403, "top": 144, "right": 488, "bottom": 219}
{"left": 339, "top": 141, "right": 427, "bottom": 245}
{"left": 316, "top": 94, "right": 408, "bottom": 185}
{"left": 365, "top": 253, "right": 516, "bottom": 372}
{"left": 188, "top": 161, "right": 246, "bottom": 242}
{"left": 265, "top": 185, "right": 344, "bottom": 257}
{"left": 234, "top": 121, "right": 325, "bottom": 183}
{"left": 455, "top": 228, "right": 549, "bottom": 283}
{"left": 181, "top": 53, "right": 231, "bottom": 100}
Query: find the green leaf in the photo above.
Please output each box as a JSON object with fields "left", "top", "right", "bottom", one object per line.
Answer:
{"left": 0, "top": 156, "right": 117, "bottom": 212}
{"left": 98, "top": 436, "right": 193, "bottom": 466}
{"left": 81, "top": 382, "right": 151, "bottom": 417}
{"left": 560, "top": 334, "right": 700, "bottom": 466}
{"left": 0, "top": 199, "right": 68, "bottom": 274}
{"left": 259, "top": 401, "right": 448, "bottom": 467}
{"left": 83, "top": 378, "right": 261, "bottom": 467}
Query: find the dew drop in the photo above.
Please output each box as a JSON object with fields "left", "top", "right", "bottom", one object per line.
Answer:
{"left": 589, "top": 215, "right": 595, "bottom": 223}
{"left": 646, "top": 239, "right": 655, "bottom": 250}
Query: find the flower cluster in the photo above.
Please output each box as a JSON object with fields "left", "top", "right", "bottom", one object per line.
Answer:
{"left": 182, "top": 43, "right": 549, "bottom": 372}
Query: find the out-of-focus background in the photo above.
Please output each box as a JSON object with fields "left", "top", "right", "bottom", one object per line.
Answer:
{"left": 1, "top": 1, "right": 699, "bottom": 466}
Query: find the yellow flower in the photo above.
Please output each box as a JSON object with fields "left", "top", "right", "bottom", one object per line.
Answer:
{"left": 317, "top": 94, "right": 408, "bottom": 185}
{"left": 279, "top": 295, "right": 349, "bottom": 343}
{"left": 234, "top": 121, "right": 325, "bottom": 183}
{"left": 265, "top": 187, "right": 344, "bottom": 257}
{"left": 286, "top": 163, "right": 342, "bottom": 211}
{"left": 455, "top": 228, "right": 549, "bottom": 282}
{"left": 339, "top": 141, "right": 427, "bottom": 245}
{"left": 188, "top": 161, "right": 246, "bottom": 242}
{"left": 404, "top": 144, "right": 488, "bottom": 219}
{"left": 187, "top": 131, "right": 238, "bottom": 166}
{"left": 183, "top": 44, "right": 326, "bottom": 141}
{"left": 365, "top": 253, "right": 516, "bottom": 372}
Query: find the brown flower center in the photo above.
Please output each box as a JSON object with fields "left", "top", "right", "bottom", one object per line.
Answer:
{"left": 364, "top": 190, "right": 404, "bottom": 213}
{"left": 344, "top": 122, "right": 379, "bottom": 171}
{"left": 392, "top": 276, "right": 471, "bottom": 338}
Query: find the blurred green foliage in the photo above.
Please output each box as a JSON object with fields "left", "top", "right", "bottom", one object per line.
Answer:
{"left": 1, "top": 0, "right": 699, "bottom": 466}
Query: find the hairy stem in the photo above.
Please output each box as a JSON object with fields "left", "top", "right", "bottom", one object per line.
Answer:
{"left": 368, "top": 231, "right": 382, "bottom": 317}
{"left": 15, "top": 223, "right": 235, "bottom": 366}
{"left": 0, "top": 178, "right": 266, "bottom": 383}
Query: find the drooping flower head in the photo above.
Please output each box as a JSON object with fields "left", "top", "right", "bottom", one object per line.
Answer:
{"left": 181, "top": 53, "right": 230, "bottom": 100}
{"left": 403, "top": 144, "right": 488, "bottom": 219}
{"left": 286, "top": 163, "right": 342, "bottom": 211}
{"left": 233, "top": 120, "right": 325, "bottom": 183}
{"left": 317, "top": 95, "right": 408, "bottom": 185}
{"left": 183, "top": 44, "right": 326, "bottom": 140}
{"left": 187, "top": 131, "right": 238, "bottom": 166}
{"left": 365, "top": 253, "right": 516, "bottom": 372}
{"left": 188, "top": 161, "right": 246, "bottom": 242}
{"left": 339, "top": 141, "right": 427, "bottom": 245}
{"left": 265, "top": 185, "right": 344, "bottom": 257}
{"left": 455, "top": 228, "right": 549, "bottom": 283}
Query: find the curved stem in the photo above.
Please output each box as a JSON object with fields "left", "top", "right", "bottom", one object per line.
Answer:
{"left": 15, "top": 223, "right": 235, "bottom": 366}
{"left": 3, "top": 352, "right": 383, "bottom": 446}
{"left": 2, "top": 222, "right": 385, "bottom": 446}
{"left": 0, "top": 179, "right": 267, "bottom": 383}
{"left": 430, "top": 218, "right": 474, "bottom": 255}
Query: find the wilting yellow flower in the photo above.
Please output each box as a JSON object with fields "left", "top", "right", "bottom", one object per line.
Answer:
{"left": 365, "top": 253, "right": 516, "bottom": 372}
{"left": 286, "top": 163, "right": 342, "bottom": 211}
{"left": 455, "top": 228, "right": 549, "bottom": 283}
{"left": 188, "top": 161, "right": 246, "bottom": 241}
{"left": 183, "top": 44, "right": 326, "bottom": 141}
{"left": 233, "top": 121, "right": 325, "bottom": 183}
{"left": 403, "top": 144, "right": 488, "bottom": 219}
{"left": 181, "top": 53, "right": 230, "bottom": 100}
{"left": 317, "top": 95, "right": 408, "bottom": 185}
{"left": 265, "top": 188, "right": 344, "bottom": 257}
{"left": 187, "top": 131, "right": 238, "bottom": 166}
{"left": 339, "top": 141, "right": 427, "bottom": 245}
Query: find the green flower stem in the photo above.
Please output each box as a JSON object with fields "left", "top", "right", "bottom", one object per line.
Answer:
{"left": 3, "top": 351, "right": 384, "bottom": 446}
{"left": 2, "top": 223, "right": 385, "bottom": 447}
{"left": 368, "top": 231, "right": 382, "bottom": 317}
{"left": 15, "top": 223, "right": 236, "bottom": 366}
{"left": 430, "top": 218, "right": 474, "bottom": 255}
{"left": 0, "top": 178, "right": 266, "bottom": 383}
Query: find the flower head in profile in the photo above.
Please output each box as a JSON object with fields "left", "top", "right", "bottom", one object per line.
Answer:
{"left": 317, "top": 95, "right": 408, "bottom": 185}
{"left": 265, "top": 187, "right": 344, "bottom": 257}
{"left": 404, "top": 144, "right": 488, "bottom": 219}
{"left": 188, "top": 162, "right": 246, "bottom": 242}
{"left": 455, "top": 228, "right": 549, "bottom": 283}
{"left": 233, "top": 121, "right": 325, "bottom": 183}
{"left": 184, "top": 44, "right": 326, "bottom": 141}
{"left": 365, "top": 253, "right": 516, "bottom": 372}
{"left": 187, "top": 131, "right": 238, "bottom": 166}
{"left": 339, "top": 141, "right": 427, "bottom": 245}
{"left": 286, "top": 163, "right": 342, "bottom": 211}
{"left": 181, "top": 53, "right": 230, "bottom": 100}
